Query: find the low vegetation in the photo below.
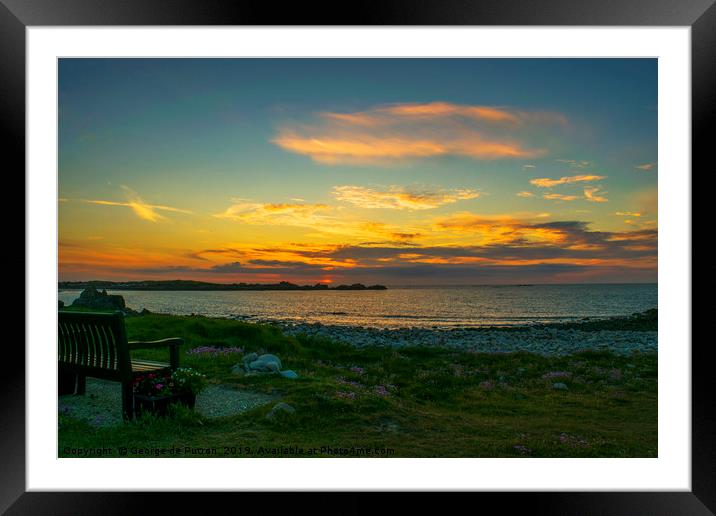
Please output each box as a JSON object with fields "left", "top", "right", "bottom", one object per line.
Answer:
{"left": 58, "top": 313, "right": 657, "bottom": 458}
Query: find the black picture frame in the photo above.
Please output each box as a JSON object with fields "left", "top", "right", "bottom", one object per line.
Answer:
{"left": 5, "top": 0, "right": 710, "bottom": 513}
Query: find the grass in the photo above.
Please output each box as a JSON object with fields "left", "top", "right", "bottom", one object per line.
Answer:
{"left": 58, "top": 313, "right": 657, "bottom": 458}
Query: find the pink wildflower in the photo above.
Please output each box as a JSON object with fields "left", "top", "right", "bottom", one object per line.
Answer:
{"left": 542, "top": 371, "right": 572, "bottom": 379}
{"left": 375, "top": 385, "right": 390, "bottom": 397}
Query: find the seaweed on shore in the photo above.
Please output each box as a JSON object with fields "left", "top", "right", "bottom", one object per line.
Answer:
{"left": 542, "top": 308, "right": 657, "bottom": 332}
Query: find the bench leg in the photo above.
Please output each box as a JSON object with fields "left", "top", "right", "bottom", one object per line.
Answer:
{"left": 121, "top": 382, "right": 134, "bottom": 420}
{"left": 76, "top": 374, "right": 86, "bottom": 395}
{"left": 170, "top": 346, "right": 179, "bottom": 370}
{"left": 58, "top": 371, "right": 77, "bottom": 395}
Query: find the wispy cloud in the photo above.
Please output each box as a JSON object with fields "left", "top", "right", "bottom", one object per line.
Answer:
{"left": 274, "top": 133, "right": 542, "bottom": 164}
{"left": 557, "top": 159, "right": 594, "bottom": 169}
{"left": 214, "top": 199, "right": 426, "bottom": 243}
{"left": 635, "top": 163, "right": 656, "bottom": 171}
{"left": 273, "top": 101, "right": 566, "bottom": 165}
{"left": 615, "top": 211, "right": 642, "bottom": 217}
{"left": 530, "top": 175, "right": 606, "bottom": 188}
{"left": 516, "top": 191, "right": 535, "bottom": 198}
{"left": 214, "top": 201, "right": 331, "bottom": 226}
{"left": 83, "top": 186, "right": 191, "bottom": 222}
{"left": 584, "top": 187, "right": 609, "bottom": 203}
{"left": 332, "top": 185, "right": 480, "bottom": 210}
{"left": 543, "top": 193, "right": 579, "bottom": 201}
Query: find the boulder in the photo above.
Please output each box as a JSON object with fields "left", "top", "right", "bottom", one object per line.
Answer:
{"left": 553, "top": 382, "right": 569, "bottom": 391}
{"left": 244, "top": 353, "right": 282, "bottom": 373}
{"left": 239, "top": 352, "right": 296, "bottom": 377}
{"left": 242, "top": 352, "right": 258, "bottom": 365}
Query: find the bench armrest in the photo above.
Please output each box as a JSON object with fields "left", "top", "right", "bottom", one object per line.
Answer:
{"left": 128, "top": 338, "right": 183, "bottom": 369}
{"left": 127, "top": 338, "right": 184, "bottom": 350}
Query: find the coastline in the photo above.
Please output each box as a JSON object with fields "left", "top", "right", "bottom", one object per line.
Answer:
{"left": 129, "top": 307, "right": 658, "bottom": 356}
{"left": 60, "top": 286, "right": 657, "bottom": 357}
{"left": 268, "top": 320, "right": 657, "bottom": 356}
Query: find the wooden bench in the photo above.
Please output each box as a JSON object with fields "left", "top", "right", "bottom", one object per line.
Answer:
{"left": 58, "top": 311, "right": 183, "bottom": 420}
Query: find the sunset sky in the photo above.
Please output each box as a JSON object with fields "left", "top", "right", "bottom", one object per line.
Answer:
{"left": 58, "top": 58, "right": 657, "bottom": 285}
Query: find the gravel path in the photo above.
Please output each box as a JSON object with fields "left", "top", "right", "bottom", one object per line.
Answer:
{"left": 59, "top": 379, "right": 277, "bottom": 428}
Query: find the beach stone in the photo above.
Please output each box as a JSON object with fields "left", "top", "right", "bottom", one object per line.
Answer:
{"left": 266, "top": 402, "right": 296, "bottom": 419}
{"left": 280, "top": 370, "right": 298, "bottom": 379}
{"left": 243, "top": 352, "right": 258, "bottom": 364}
{"left": 246, "top": 353, "right": 282, "bottom": 372}
{"left": 553, "top": 382, "right": 569, "bottom": 391}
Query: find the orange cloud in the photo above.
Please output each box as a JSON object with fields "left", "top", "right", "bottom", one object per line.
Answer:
{"left": 584, "top": 187, "right": 609, "bottom": 203}
{"left": 433, "top": 212, "right": 569, "bottom": 245}
{"left": 215, "top": 199, "right": 426, "bottom": 243}
{"left": 517, "top": 191, "right": 535, "bottom": 198}
{"left": 530, "top": 175, "right": 606, "bottom": 188}
{"left": 332, "top": 185, "right": 480, "bottom": 210}
{"left": 274, "top": 132, "right": 542, "bottom": 164}
{"left": 215, "top": 201, "right": 331, "bottom": 226}
{"left": 615, "top": 211, "right": 642, "bottom": 217}
{"left": 273, "top": 101, "right": 565, "bottom": 164}
{"left": 543, "top": 193, "right": 578, "bottom": 201}
{"left": 380, "top": 102, "right": 521, "bottom": 123}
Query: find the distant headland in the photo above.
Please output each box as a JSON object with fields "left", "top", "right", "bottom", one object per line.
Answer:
{"left": 58, "top": 280, "right": 388, "bottom": 291}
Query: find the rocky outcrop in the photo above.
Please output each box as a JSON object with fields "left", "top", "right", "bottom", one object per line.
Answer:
{"left": 70, "top": 287, "right": 135, "bottom": 314}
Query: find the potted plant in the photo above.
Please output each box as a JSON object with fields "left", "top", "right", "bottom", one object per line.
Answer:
{"left": 132, "top": 372, "right": 176, "bottom": 417}
{"left": 132, "top": 368, "right": 206, "bottom": 416}
{"left": 170, "top": 367, "right": 208, "bottom": 409}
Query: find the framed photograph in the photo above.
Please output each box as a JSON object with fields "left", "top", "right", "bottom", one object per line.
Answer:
{"left": 8, "top": 0, "right": 710, "bottom": 512}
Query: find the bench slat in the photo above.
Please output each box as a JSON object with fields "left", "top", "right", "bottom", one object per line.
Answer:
{"left": 131, "top": 359, "right": 171, "bottom": 372}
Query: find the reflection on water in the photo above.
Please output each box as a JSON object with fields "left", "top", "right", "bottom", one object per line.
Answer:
{"left": 58, "top": 284, "right": 657, "bottom": 329}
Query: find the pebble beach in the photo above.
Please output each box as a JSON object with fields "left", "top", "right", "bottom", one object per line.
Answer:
{"left": 274, "top": 322, "right": 657, "bottom": 356}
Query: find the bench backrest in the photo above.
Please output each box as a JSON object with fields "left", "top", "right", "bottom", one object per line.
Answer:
{"left": 58, "top": 311, "right": 132, "bottom": 379}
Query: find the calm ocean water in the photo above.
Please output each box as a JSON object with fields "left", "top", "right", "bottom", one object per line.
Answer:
{"left": 58, "top": 284, "right": 657, "bottom": 329}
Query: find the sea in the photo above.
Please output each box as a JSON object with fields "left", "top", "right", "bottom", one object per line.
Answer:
{"left": 58, "top": 283, "right": 657, "bottom": 329}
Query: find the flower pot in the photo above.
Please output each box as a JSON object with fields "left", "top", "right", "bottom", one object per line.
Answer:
{"left": 177, "top": 392, "right": 197, "bottom": 409}
{"left": 134, "top": 393, "right": 179, "bottom": 417}
{"left": 134, "top": 392, "right": 197, "bottom": 417}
